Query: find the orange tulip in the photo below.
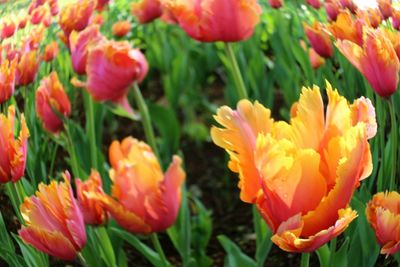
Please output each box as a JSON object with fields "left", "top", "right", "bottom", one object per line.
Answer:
{"left": 16, "top": 50, "right": 40, "bottom": 86}
{"left": 211, "top": 83, "right": 376, "bottom": 252}
{"left": 59, "top": 0, "right": 95, "bottom": 38}
{"left": 72, "top": 40, "right": 148, "bottom": 112}
{"left": 0, "top": 106, "right": 29, "bottom": 183}
{"left": 336, "top": 28, "right": 400, "bottom": 98}
{"left": 306, "top": 0, "right": 321, "bottom": 9}
{"left": 131, "top": 0, "right": 163, "bottom": 24}
{"left": 88, "top": 137, "right": 185, "bottom": 233}
{"left": 328, "top": 11, "right": 363, "bottom": 46}
{"left": 309, "top": 48, "right": 325, "bottom": 69}
{"left": 304, "top": 22, "right": 333, "bottom": 58}
{"left": 19, "top": 172, "right": 87, "bottom": 260}
{"left": 366, "top": 191, "right": 400, "bottom": 255}
{"left": 166, "top": 0, "right": 261, "bottom": 42}
{"left": 69, "top": 25, "right": 104, "bottom": 75}
{"left": 42, "top": 41, "right": 58, "bottom": 62}
{"left": 111, "top": 20, "right": 131, "bottom": 37}
{"left": 382, "top": 28, "right": 400, "bottom": 60}
{"left": 36, "top": 72, "right": 71, "bottom": 134}
{"left": 76, "top": 170, "right": 108, "bottom": 225}
{"left": 0, "top": 58, "right": 17, "bottom": 104}
{"left": 356, "top": 9, "right": 382, "bottom": 28}
{"left": 377, "top": 0, "right": 392, "bottom": 20}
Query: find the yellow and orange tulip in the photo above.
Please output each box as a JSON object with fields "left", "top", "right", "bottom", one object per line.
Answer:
{"left": 59, "top": 0, "right": 95, "bottom": 38}
{"left": 131, "top": 0, "right": 163, "bottom": 24}
{"left": 328, "top": 11, "right": 363, "bottom": 46}
{"left": 366, "top": 191, "right": 400, "bottom": 256}
{"left": 89, "top": 137, "right": 185, "bottom": 233}
{"left": 42, "top": 41, "right": 58, "bottom": 62}
{"left": 111, "top": 20, "right": 131, "bottom": 37}
{"left": 36, "top": 72, "right": 71, "bottom": 133}
{"left": 211, "top": 83, "right": 376, "bottom": 252}
{"left": 19, "top": 172, "right": 87, "bottom": 260}
{"left": 0, "top": 58, "right": 17, "bottom": 104}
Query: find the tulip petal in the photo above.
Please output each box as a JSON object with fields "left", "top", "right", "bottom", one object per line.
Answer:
{"left": 271, "top": 208, "right": 357, "bottom": 252}
{"left": 210, "top": 100, "right": 274, "bottom": 203}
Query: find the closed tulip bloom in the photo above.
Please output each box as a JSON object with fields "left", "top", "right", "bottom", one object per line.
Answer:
{"left": 306, "top": 0, "right": 320, "bottom": 9}
{"left": 211, "top": 83, "right": 376, "bottom": 252}
{"left": 72, "top": 40, "right": 148, "bottom": 108}
{"left": 328, "top": 11, "right": 363, "bottom": 46}
{"left": 357, "top": 9, "right": 382, "bottom": 28}
{"left": 42, "top": 41, "right": 58, "bottom": 62}
{"left": 325, "top": 1, "right": 341, "bottom": 21}
{"left": 36, "top": 72, "right": 71, "bottom": 133}
{"left": 88, "top": 137, "right": 185, "bottom": 233}
{"left": 377, "top": 0, "right": 392, "bottom": 20}
{"left": 131, "top": 0, "right": 163, "bottom": 24}
{"left": 0, "top": 106, "right": 29, "bottom": 183}
{"left": 30, "top": 4, "right": 51, "bottom": 27}
{"left": 111, "top": 20, "right": 131, "bottom": 37}
{"left": 0, "top": 58, "right": 17, "bottom": 104}
{"left": 1, "top": 19, "right": 16, "bottom": 39}
{"left": 393, "top": 9, "right": 400, "bottom": 30}
{"left": 19, "top": 172, "right": 87, "bottom": 260}
{"left": 269, "top": 0, "right": 283, "bottom": 8}
{"left": 17, "top": 16, "right": 27, "bottom": 29}
{"left": 76, "top": 170, "right": 108, "bottom": 225}
{"left": 366, "top": 191, "right": 400, "bottom": 256}
{"left": 69, "top": 25, "right": 104, "bottom": 75}
{"left": 304, "top": 22, "right": 333, "bottom": 58}
{"left": 309, "top": 48, "right": 325, "bottom": 69}
{"left": 96, "top": 0, "right": 110, "bottom": 10}
{"left": 336, "top": 29, "right": 400, "bottom": 98}
{"left": 339, "top": 0, "right": 357, "bottom": 13}
{"left": 16, "top": 50, "right": 39, "bottom": 86}
{"left": 166, "top": 0, "right": 261, "bottom": 42}
{"left": 59, "top": 0, "right": 95, "bottom": 38}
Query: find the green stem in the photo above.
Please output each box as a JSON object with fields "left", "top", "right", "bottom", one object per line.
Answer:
{"left": 388, "top": 96, "right": 397, "bottom": 190}
{"left": 64, "top": 123, "right": 81, "bottom": 178}
{"left": 87, "top": 95, "right": 98, "bottom": 170}
{"left": 95, "top": 227, "right": 116, "bottom": 267}
{"left": 78, "top": 252, "right": 89, "bottom": 267}
{"left": 224, "top": 42, "right": 248, "bottom": 100}
{"left": 132, "top": 83, "right": 159, "bottom": 158}
{"left": 150, "top": 233, "right": 168, "bottom": 267}
{"left": 328, "top": 238, "right": 336, "bottom": 267}
{"left": 5, "top": 182, "right": 23, "bottom": 223}
{"left": 300, "top": 253, "right": 310, "bottom": 267}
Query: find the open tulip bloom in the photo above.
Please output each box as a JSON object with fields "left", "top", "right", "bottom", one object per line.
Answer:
{"left": 211, "top": 82, "right": 376, "bottom": 252}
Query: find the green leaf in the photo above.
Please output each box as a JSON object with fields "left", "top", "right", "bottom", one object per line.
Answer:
{"left": 217, "top": 235, "right": 257, "bottom": 267}
{"left": 331, "top": 237, "right": 350, "bottom": 267}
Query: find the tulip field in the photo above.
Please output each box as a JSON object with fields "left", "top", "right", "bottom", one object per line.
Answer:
{"left": 0, "top": 0, "right": 400, "bottom": 266}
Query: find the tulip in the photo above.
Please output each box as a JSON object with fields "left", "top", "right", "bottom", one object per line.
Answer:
{"left": 357, "top": 9, "right": 382, "bottom": 29}
{"left": 328, "top": 11, "right": 363, "bottom": 46}
{"left": 309, "top": 48, "right": 325, "bottom": 69}
{"left": 366, "top": 191, "right": 400, "bottom": 256}
{"left": 59, "top": 0, "right": 95, "bottom": 38}
{"left": 306, "top": 0, "right": 320, "bottom": 9}
{"left": 336, "top": 29, "right": 400, "bottom": 98}
{"left": 21, "top": 25, "right": 45, "bottom": 51}
{"left": 393, "top": 9, "right": 400, "bottom": 30}
{"left": 304, "top": 22, "right": 333, "bottom": 58}
{"left": 131, "top": 0, "right": 163, "bottom": 23}
{"left": 88, "top": 137, "right": 185, "bottom": 233}
{"left": 36, "top": 72, "right": 71, "bottom": 133}
{"left": 1, "top": 19, "right": 16, "bottom": 39}
{"left": 72, "top": 40, "right": 148, "bottom": 111}
{"left": 42, "top": 41, "right": 58, "bottom": 62}
{"left": 111, "top": 20, "right": 131, "bottom": 37}
{"left": 0, "top": 58, "right": 17, "bottom": 104}
{"left": 339, "top": 0, "right": 357, "bottom": 13}
{"left": 75, "top": 170, "right": 108, "bottom": 225}
{"left": 377, "top": 0, "right": 392, "bottom": 20}
{"left": 211, "top": 83, "right": 376, "bottom": 252}
{"left": 0, "top": 106, "right": 29, "bottom": 183}
{"left": 16, "top": 50, "right": 40, "bottom": 86}
{"left": 19, "top": 172, "right": 87, "bottom": 260}
{"left": 166, "top": 0, "right": 261, "bottom": 42}
{"left": 382, "top": 28, "right": 400, "bottom": 60}
{"left": 17, "top": 16, "right": 27, "bottom": 29}
{"left": 69, "top": 25, "right": 104, "bottom": 75}
{"left": 325, "top": 1, "right": 341, "bottom": 21}
{"left": 96, "top": 0, "right": 110, "bottom": 10}
{"left": 269, "top": 0, "right": 283, "bottom": 8}
{"left": 30, "top": 4, "right": 52, "bottom": 27}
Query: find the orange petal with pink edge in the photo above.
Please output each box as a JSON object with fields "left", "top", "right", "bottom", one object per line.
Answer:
{"left": 271, "top": 208, "right": 357, "bottom": 252}
{"left": 19, "top": 226, "right": 78, "bottom": 260}
{"left": 210, "top": 99, "right": 274, "bottom": 203}
{"left": 301, "top": 124, "right": 368, "bottom": 237}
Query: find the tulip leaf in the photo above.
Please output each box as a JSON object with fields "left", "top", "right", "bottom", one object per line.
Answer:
{"left": 253, "top": 207, "right": 272, "bottom": 267}
{"left": 12, "top": 234, "right": 49, "bottom": 267}
{"left": 331, "top": 237, "right": 350, "bottom": 267}
{"left": 218, "top": 235, "right": 257, "bottom": 267}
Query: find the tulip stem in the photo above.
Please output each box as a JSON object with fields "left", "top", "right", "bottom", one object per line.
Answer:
{"left": 87, "top": 95, "right": 98, "bottom": 170}
{"left": 5, "top": 182, "right": 24, "bottom": 224}
{"left": 64, "top": 122, "right": 81, "bottom": 178}
{"left": 300, "top": 253, "right": 310, "bottom": 267}
{"left": 78, "top": 252, "right": 89, "bottom": 267}
{"left": 328, "top": 238, "right": 336, "bottom": 267}
{"left": 225, "top": 42, "right": 248, "bottom": 100}
{"left": 150, "top": 233, "right": 169, "bottom": 267}
{"left": 132, "top": 83, "right": 159, "bottom": 158}
{"left": 388, "top": 97, "right": 397, "bottom": 190}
